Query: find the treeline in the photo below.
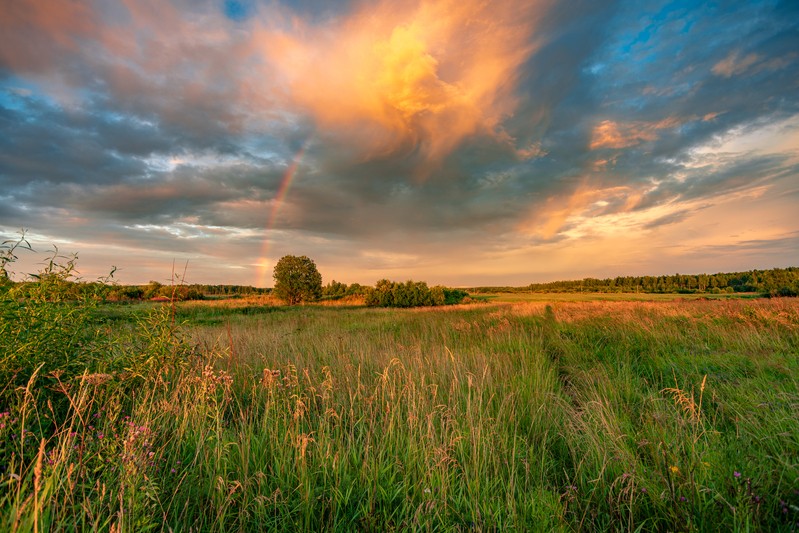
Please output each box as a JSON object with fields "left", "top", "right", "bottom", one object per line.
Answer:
{"left": 469, "top": 267, "right": 799, "bottom": 296}
{"left": 106, "top": 281, "right": 269, "bottom": 301}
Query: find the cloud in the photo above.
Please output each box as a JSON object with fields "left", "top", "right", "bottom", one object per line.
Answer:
{"left": 712, "top": 51, "right": 761, "bottom": 78}
{"left": 256, "top": 0, "right": 549, "bottom": 168}
{"left": 641, "top": 208, "right": 698, "bottom": 230}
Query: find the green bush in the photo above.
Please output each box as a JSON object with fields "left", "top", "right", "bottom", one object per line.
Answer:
{"left": 365, "top": 279, "right": 467, "bottom": 307}
{"left": 0, "top": 236, "right": 193, "bottom": 408}
{"left": 0, "top": 246, "right": 109, "bottom": 404}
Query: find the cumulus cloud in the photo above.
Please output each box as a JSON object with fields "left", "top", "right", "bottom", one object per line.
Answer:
{"left": 255, "top": 0, "right": 548, "bottom": 169}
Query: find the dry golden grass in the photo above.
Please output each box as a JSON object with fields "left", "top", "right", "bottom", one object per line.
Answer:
{"left": 508, "top": 297, "right": 799, "bottom": 327}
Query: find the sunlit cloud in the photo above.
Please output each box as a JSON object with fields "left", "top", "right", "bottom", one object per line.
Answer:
{"left": 589, "top": 117, "right": 686, "bottom": 150}
{"left": 712, "top": 51, "right": 761, "bottom": 78}
{"left": 518, "top": 182, "right": 652, "bottom": 240}
{"left": 257, "top": 0, "right": 547, "bottom": 168}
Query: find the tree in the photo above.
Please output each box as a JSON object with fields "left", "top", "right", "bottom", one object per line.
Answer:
{"left": 273, "top": 255, "right": 322, "bottom": 304}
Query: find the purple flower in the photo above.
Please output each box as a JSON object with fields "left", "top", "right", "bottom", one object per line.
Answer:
{"left": 680, "top": 496, "right": 687, "bottom": 502}
{"left": 641, "top": 488, "right": 648, "bottom": 493}
{"left": 733, "top": 471, "right": 741, "bottom": 478}
{"left": 171, "top": 468, "right": 176, "bottom": 474}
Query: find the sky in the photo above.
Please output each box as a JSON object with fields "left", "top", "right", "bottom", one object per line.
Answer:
{"left": 1, "top": 0, "right": 798, "bottom": 287}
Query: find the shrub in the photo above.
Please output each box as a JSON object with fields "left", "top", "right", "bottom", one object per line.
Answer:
{"left": 0, "top": 236, "right": 193, "bottom": 409}
{"left": 365, "top": 279, "right": 467, "bottom": 307}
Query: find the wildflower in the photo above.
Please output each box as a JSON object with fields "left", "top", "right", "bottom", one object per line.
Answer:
{"left": 171, "top": 468, "right": 176, "bottom": 474}
{"left": 680, "top": 496, "right": 687, "bottom": 502}
{"left": 670, "top": 466, "right": 680, "bottom": 474}
{"left": 734, "top": 471, "right": 741, "bottom": 478}
{"left": 641, "top": 488, "right": 648, "bottom": 493}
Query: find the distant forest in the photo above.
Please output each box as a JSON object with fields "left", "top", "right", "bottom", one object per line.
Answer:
{"left": 469, "top": 267, "right": 799, "bottom": 297}
{"left": 7, "top": 267, "right": 796, "bottom": 301}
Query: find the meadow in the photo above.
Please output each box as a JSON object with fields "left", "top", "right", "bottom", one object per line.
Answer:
{"left": 2, "top": 289, "right": 798, "bottom": 531}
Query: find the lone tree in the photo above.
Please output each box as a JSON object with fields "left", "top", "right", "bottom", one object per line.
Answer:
{"left": 273, "top": 255, "right": 322, "bottom": 304}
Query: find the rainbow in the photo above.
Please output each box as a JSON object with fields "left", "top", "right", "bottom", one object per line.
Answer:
{"left": 256, "top": 143, "right": 307, "bottom": 287}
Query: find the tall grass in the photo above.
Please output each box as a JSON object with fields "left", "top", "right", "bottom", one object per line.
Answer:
{"left": 2, "top": 281, "right": 798, "bottom": 530}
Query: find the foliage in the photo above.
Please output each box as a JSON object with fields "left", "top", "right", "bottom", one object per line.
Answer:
{"left": 0, "top": 236, "right": 193, "bottom": 410}
{"left": 469, "top": 266, "right": 799, "bottom": 295}
{"left": 365, "top": 279, "right": 467, "bottom": 307}
{"left": 272, "top": 255, "right": 323, "bottom": 304}
{"left": 321, "top": 280, "right": 368, "bottom": 300}
{"left": 106, "top": 283, "right": 264, "bottom": 301}
{"left": 1, "top": 231, "right": 32, "bottom": 285}
{"left": 0, "top": 244, "right": 109, "bottom": 406}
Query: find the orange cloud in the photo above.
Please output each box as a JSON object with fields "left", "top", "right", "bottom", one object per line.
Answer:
{"left": 518, "top": 181, "right": 637, "bottom": 239}
{"left": 712, "top": 51, "right": 760, "bottom": 78}
{"left": 0, "top": 0, "right": 96, "bottom": 72}
{"left": 712, "top": 49, "right": 797, "bottom": 79}
{"left": 256, "top": 0, "right": 548, "bottom": 166}
{"left": 589, "top": 116, "right": 684, "bottom": 150}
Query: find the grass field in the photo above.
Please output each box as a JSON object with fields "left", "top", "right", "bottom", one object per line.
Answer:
{"left": 474, "top": 292, "right": 763, "bottom": 303}
{"left": 2, "top": 294, "right": 798, "bottom": 531}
